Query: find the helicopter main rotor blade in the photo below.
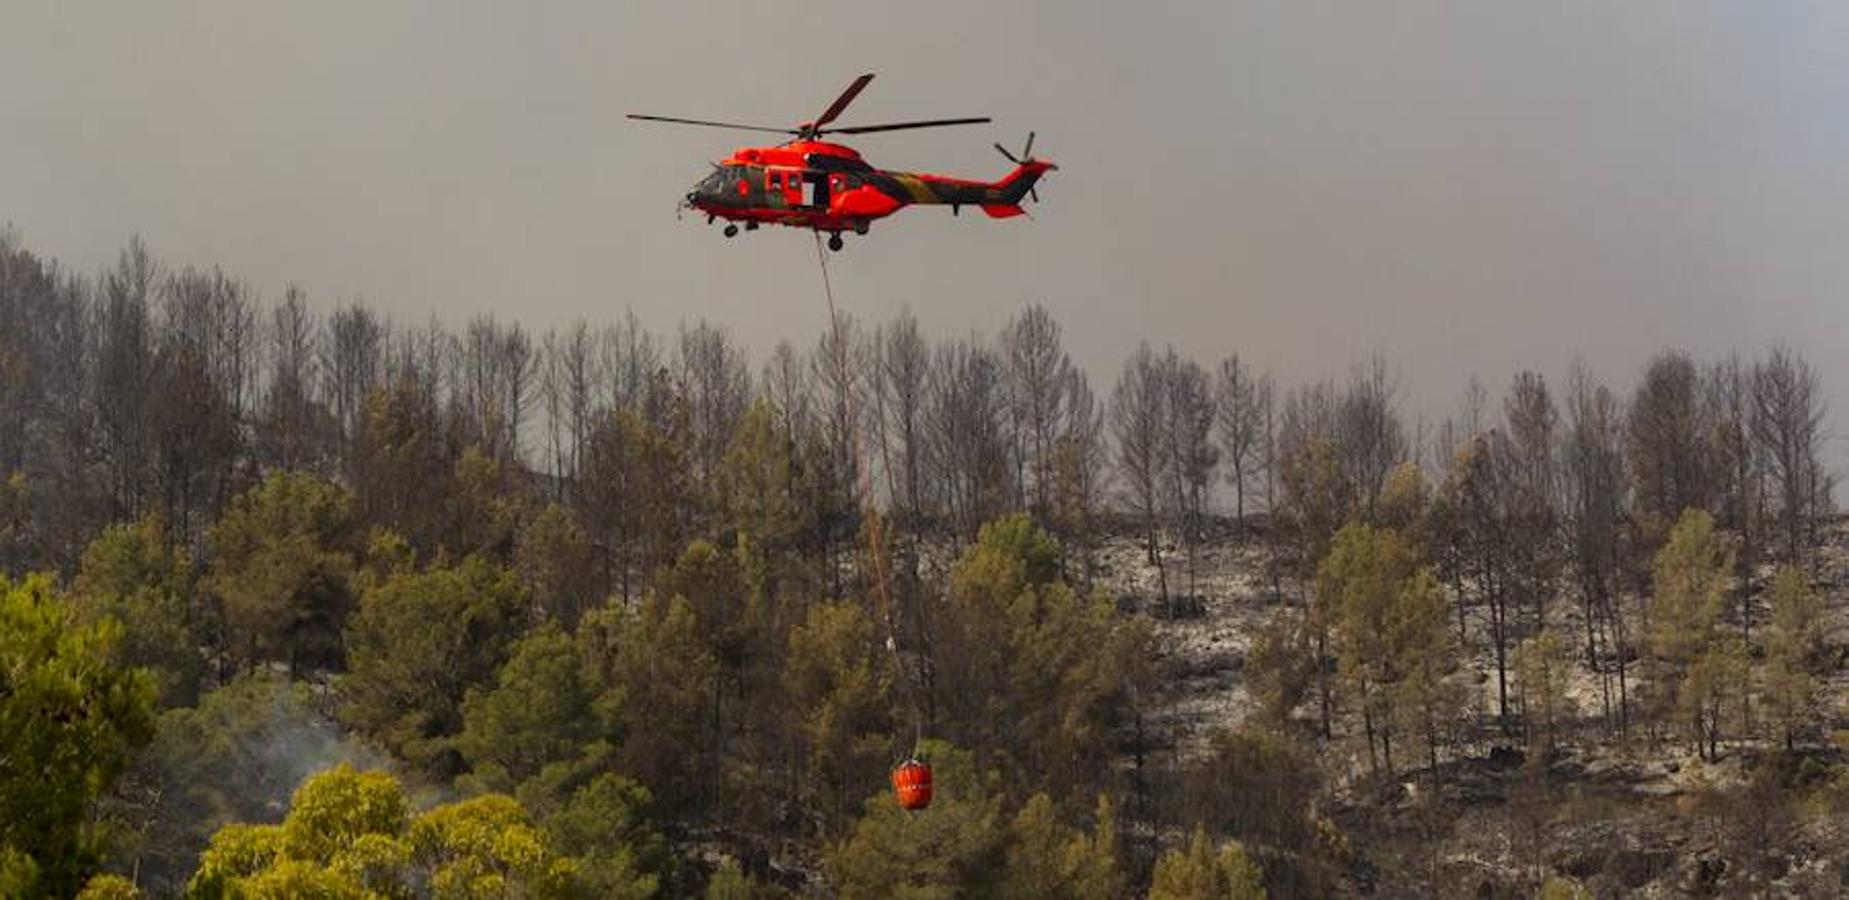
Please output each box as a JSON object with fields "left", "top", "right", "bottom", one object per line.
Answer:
{"left": 813, "top": 73, "right": 876, "bottom": 131}
{"left": 626, "top": 114, "right": 798, "bottom": 135}
{"left": 826, "top": 117, "right": 992, "bottom": 135}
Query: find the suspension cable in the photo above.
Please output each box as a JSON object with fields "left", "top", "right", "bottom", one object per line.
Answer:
{"left": 813, "top": 230, "right": 924, "bottom": 755}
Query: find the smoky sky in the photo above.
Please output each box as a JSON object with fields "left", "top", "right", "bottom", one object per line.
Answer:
{"left": 5, "top": 2, "right": 1845, "bottom": 474}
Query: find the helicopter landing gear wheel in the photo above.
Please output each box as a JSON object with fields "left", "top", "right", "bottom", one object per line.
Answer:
{"left": 853, "top": 220, "right": 870, "bottom": 236}
{"left": 723, "top": 224, "right": 739, "bottom": 238}
{"left": 828, "top": 233, "right": 844, "bottom": 252}
{"left": 745, "top": 221, "right": 759, "bottom": 231}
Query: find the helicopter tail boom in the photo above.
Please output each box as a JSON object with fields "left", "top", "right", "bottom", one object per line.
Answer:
{"left": 879, "top": 158, "right": 1055, "bottom": 211}
{"left": 992, "top": 159, "right": 1055, "bottom": 205}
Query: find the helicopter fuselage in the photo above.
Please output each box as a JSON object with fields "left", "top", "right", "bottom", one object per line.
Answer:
{"left": 684, "top": 141, "right": 1051, "bottom": 235}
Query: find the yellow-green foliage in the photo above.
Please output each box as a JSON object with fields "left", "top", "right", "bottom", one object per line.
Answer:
{"left": 72, "top": 513, "right": 203, "bottom": 706}
{"left": 1763, "top": 565, "right": 1824, "bottom": 747}
{"left": 0, "top": 574, "right": 157, "bottom": 897}
{"left": 187, "top": 765, "right": 584, "bottom": 899}
{"left": 1513, "top": 630, "right": 1575, "bottom": 754}
{"left": 1315, "top": 522, "right": 1456, "bottom": 774}
{"left": 76, "top": 873, "right": 144, "bottom": 900}
{"left": 1648, "top": 510, "right": 1747, "bottom": 754}
{"left": 1001, "top": 793, "right": 1124, "bottom": 900}
{"left": 412, "top": 794, "right": 578, "bottom": 899}
{"left": 1538, "top": 874, "right": 1592, "bottom": 899}
{"left": 703, "top": 855, "right": 786, "bottom": 899}
{"left": 1147, "top": 825, "right": 1266, "bottom": 900}
{"left": 1648, "top": 510, "right": 1729, "bottom": 668}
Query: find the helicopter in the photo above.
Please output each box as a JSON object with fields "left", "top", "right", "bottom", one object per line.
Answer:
{"left": 629, "top": 74, "right": 1054, "bottom": 251}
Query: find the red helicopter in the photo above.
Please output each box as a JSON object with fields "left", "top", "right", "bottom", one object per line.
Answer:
{"left": 629, "top": 74, "right": 1054, "bottom": 251}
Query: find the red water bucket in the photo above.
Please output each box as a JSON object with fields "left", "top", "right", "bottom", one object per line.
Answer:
{"left": 891, "top": 758, "right": 933, "bottom": 811}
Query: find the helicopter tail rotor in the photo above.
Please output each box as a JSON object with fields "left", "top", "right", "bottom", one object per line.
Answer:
{"left": 994, "top": 132, "right": 1052, "bottom": 203}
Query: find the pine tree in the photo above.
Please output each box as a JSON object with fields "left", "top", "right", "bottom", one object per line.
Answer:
{"left": 514, "top": 503, "right": 599, "bottom": 629}
{"left": 577, "top": 593, "right": 718, "bottom": 818}
{"left": 188, "top": 765, "right": 592, "bottom": 898}
{"left": 1513, "top": 630, "right": 1574, "bottom": 757}
{"left": 340, "top": 556, "right": 528, "bottom": 777}
{"left": 784, "top": 600, "right": 894, "bottom": 831}
{"left": 206, "top": 472, "right": 358, "bottom": 676}
{"left": 1647, "top": 510, "right": 1741, "bottom": 758}
{"left": 1317, "top": 523, "right": 1457, "bottom": 777}
{"left": 1000, "top": 793, "right": 1124, "bottom": 900}
{"left": 72, "top": 514, "right": 204, "bottom": 706}
{"left": 1147, "top": 825, "right": 1266, "bottom": 900}
{"left": 825, "top": 741, "right": 1007, "bottom": 900}
{"left": 934, "top": 515, "right": 1151, "bottom": 802}
{"left": 0, "top": 575, "right": 157, "bottom": 897}
{"left": 544, "top": 774, "right": 667, "bottom": 900}
{"left": 1762, "top": 566, "right": 1824, "bottom": 749}
{"left": 455, "top": 624, "right": 620, "bottom": 796}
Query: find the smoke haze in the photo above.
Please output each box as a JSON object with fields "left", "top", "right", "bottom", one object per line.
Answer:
{"left": 5, "top": 2, "right": 1845, "bottom": 475}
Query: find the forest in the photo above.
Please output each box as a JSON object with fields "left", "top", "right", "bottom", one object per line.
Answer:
{"left": 1, "top": 230, "right": 1844, "bottom": 898}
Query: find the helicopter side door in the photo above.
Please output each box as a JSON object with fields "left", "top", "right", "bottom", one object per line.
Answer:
{"left": 801, "top": 171, "right": 830, "bottom": 209}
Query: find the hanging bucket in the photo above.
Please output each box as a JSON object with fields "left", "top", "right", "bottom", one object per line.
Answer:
{"left": 891, "top": 758, "right": 933, "bottom": 811}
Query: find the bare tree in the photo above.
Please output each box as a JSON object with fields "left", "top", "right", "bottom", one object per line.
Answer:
{"left": 1562, "top": 362, "right": 1632, "bottom": 733}
{"left": 880, "top": 308, "right": 930, "bottom": 536}
{"left": 538, "top": 329, "right": 568, "bottom": 489}
{"left": 257, "top": 285, "right": 327, "bottom": 473}
{"left": 761, "top": 340, "right": 812, "bottom": 443}
{"left": 1439, "top": 428, "right": 1517, "bottom": 730}
{"left": 457, "top": 315, "right": 535, "bottom": 465}
{"left": 1000, "top": 303, "right": 1072, "bottom": 520}
{"left": 152, "top": 266, "right": 254, "bottom": 542}
{"left": 536, "top": 321, "right": 599, "bottom": 497}
{"left": 925, "top": 335, "right": 1011, "bottom": 542}
{"left": 1051, "top": 366, "right": 1110, "bottom": 586}
{"left": 1339, "top": 357, "right": 1407, "bottom": 518}
{"left": 1705, "top": 355, "right": 1763, "bottom": 630}
{"left": 322, "top": 301, "right": 384, "bottom": 454}
{"left": 1159, "top": 348, "right": 1217, "bottom": 598}
{"left": 598, "top": 309, "right": 660, "bottom": 416}
{"left": 1502, "top": 371, "right": 1561, "bottom": 632}
{"left": 1751, "top": 345, "right": 1833, "bottom": 567}
{"left": 28, "top": 263, "right": 101, "bottom": 567}
{"left": 675, "top": 319, "right": 751, "bottom": 497}
{"left": 808, "top": 313, "right": 869, "bottom": 596}
{"left": 1628, "top": 350, "right": 1714, "bottom": 528}
{"left": 1215, "top": 353, "right": 1273, "bottom": 526}
{"left": 1113, "top": 343, "right": 1170, "bottom": 604}
{"left": 93, "top": 237, "right": 159, "bottom": 520}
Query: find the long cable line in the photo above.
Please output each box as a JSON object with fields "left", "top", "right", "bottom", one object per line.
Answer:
{"left": 812, "top": 231, "right": 924, "bottom": 755}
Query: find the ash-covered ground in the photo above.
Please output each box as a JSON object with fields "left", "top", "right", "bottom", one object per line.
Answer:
{"left": 1079, "top": 517, "right": 1849, "bottom": 898}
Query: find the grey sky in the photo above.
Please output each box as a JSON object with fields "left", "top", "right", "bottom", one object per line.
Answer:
{"left": 5, "top": 2, "right": 1845, "bottom": 475}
